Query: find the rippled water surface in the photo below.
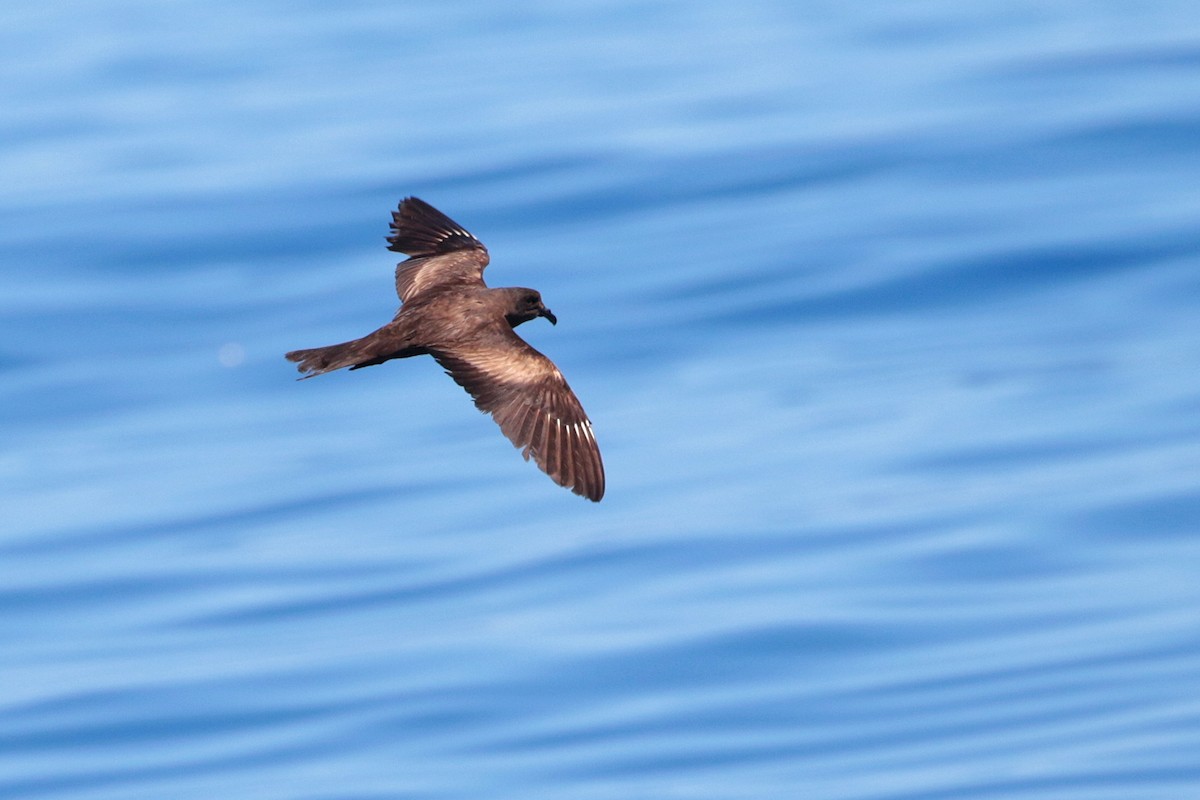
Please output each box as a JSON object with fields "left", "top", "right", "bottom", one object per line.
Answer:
{"left": 4, "top": 1, "right": 1200, "bottom": 798}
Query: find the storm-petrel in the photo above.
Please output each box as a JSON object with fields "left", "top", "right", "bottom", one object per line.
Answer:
{"left": 285, "top": 197, "right": 604, "bottom": 501}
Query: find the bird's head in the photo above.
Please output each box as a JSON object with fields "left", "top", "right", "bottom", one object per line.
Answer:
{"left": 504, "top": 288, "right": 557, "bottom": 328}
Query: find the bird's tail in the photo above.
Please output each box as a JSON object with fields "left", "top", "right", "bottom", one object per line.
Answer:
{"left": 285, "top": 330, "right": 410, "bottom": 379}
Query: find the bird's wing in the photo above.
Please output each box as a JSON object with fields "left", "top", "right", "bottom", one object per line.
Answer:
{"left": 432, "top": 332, "right": 605, "bottom": 502}
{"left": 388, "top": 197, "right": 490, "bottom": 303}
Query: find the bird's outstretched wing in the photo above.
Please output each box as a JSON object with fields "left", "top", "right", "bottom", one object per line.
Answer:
{"left": 432, "top": 333, "right": 605, "bottom": 502}
{"left": 388, "top": 197, "right": 490, "bottom": 303}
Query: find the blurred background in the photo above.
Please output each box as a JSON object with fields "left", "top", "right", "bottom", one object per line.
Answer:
{"left": 3, "top": 1, "right": 1200, "bottom": 797}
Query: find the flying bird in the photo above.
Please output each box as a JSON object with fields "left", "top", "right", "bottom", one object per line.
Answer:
{"left": 286, "top": 197, "right": 605, "bottom": 501}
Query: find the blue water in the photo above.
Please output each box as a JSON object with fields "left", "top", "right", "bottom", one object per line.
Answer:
{"left": 4, "top": 1, "right": 1200, "bottom": 797}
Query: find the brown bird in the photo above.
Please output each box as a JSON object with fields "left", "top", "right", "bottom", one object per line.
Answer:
{"left": 286, "top": 197, "right": 605, "bottom": 501}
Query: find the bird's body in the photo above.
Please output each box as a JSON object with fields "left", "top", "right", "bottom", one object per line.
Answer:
{"left": 286, "top": 197, "right": 604, "bottom": 501}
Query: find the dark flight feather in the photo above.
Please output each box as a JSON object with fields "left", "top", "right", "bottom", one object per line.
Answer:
{"left": 387, "top": 196, "right": 487, "bottom": 257}
{"left": 388, "top": 196, "right": 491, "bottom": 303}
{"left": 431, "top": 335, "right": 605, "bottom": 502}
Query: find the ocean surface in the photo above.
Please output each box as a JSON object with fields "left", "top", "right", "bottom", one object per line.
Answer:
{"left": 3, "top": 1, "right": 1200, "bottom": 798}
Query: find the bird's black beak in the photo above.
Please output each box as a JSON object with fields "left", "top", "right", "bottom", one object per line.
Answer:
{"left": 540, "top": 307, "right": 557, "bottom": 325}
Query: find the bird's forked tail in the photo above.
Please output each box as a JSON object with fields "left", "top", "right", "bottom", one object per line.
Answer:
{"left": 285, "top": 329, "right": 409, "bottom": 379}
